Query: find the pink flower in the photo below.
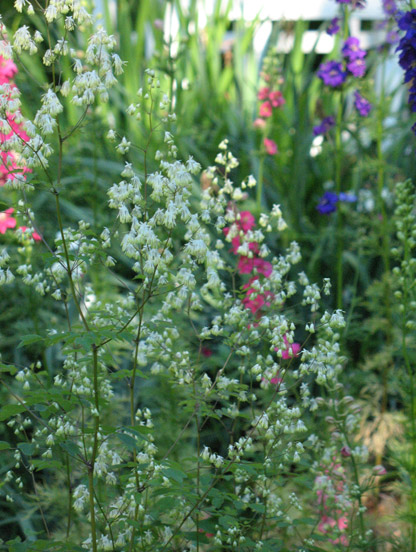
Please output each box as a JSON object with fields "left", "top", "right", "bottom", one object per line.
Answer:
{"left": 373, "top": 465, "right": 387, "bottom": 476}
{"left": 318, "top": 515, "right": 336, "bottom": 534}
{"left": 238, "top": 255, "right": 255, "bottom": 274}
{"left": 242, "top": 291, "right": 265, "bottom": 314}
{"left": 238, "top": 211, "right": 256, "bottom": 233}
{"left": 257, "top": 87, "right": 270, "bottom": 100}
{"left": 264, "top": 137, "right": 278, "bottom": 155}
{"left": 19, "top": 226, "right": 42, "bottom": 242}
{"left": 276, "top": 335, "right": 301, "bottom": 359}
{"left": 337, "top": 516, "right": 348, "bottom": 531}
{"left": 253, "top": 117, "right": 266, "bottom": 129}
{"left": 254, "top": 258, "right": 272, "bottom": 277}
{"left": 0, "top": 151, "right": 30, "bottom": 185}
{"left": 0, "top": 56, "right": 17, "bottom": 84}
{"left": 0, "top": 114, "right": 30, "bottom": 143}
{"left": 269, "top": 90, "right": 285, "bottom": 108}
{"left": 340, "top": 445, "right": 351, "bottom": 458}
{"left": 0, "top": 207, "right": 16, "bottom": 234}
{"left": 259, "top": 101, "right": 273, "bottom": 118}
{"left": 201, "top": 346, "right": 213, "bottom": 357}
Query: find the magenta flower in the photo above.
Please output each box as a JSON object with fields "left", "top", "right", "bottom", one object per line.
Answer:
{"left": 317, "top": 61, "right": 347, "bottom": 87}
{"left": 0, "top": 208, "right": 16, "bottom": 234}
{"left": 238, "top": 210, "right": 256, "bottom": 232}
{"left": 276, "top": 335, "right": 301, "bottom": 360}
{"left": 264, "top": 137, "right": 278, "bottom": 155}
{"left": 253, "top": 258, "right": 272, "bottom": 277}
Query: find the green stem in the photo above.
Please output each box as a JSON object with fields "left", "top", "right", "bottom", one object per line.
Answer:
{"left": 335, "top": 90, "right": 343, "bottom": 310}
{"left": 376, "top": 54, "right": 392, "bottom": 455}
{"left": 402, "top": 230, "right": 416, "bottom": 550}
{"left": 256, "top": 155, "right": 265, "bottom": 212}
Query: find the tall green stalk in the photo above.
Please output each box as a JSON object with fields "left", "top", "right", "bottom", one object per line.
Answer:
{"left": 334, "top": 5, "right": 349, "bottom": 310}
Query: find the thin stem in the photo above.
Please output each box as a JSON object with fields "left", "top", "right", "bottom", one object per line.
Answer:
{"left": 335, "top": 90, "right": 343, "bottom": 310}
{"left": 256, "top": 155, "right": 265, "bottom": 212}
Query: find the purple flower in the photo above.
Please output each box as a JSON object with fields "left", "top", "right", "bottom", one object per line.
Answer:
{"left": 313, "top": 116, "right": 335, "bottom": 136}
{"left": 339, "top": 192, "right": 357, "bottom": 202}
{"left": 327, "top": 17, "right": 340, "bottom": 36}
{"left": 347, "top": 58, "right": 366, "bottom": 77}
{"left": 317, "top": 61, "right": 347, "bottom": 87}
{"left": 354, "top": 91, "right": 372, "bottom": 116}
{"left": 395, "top": 9, "right": 416, "bottom": 132}
{"left": 386, "top": 30, "right": 399, "bottom": 44}
{"left": 342, "top": 37, "right": 366, "bottom": 60}
{"left": 382, "top": 0, "right": 397, "bottom": 16}
{"left": 317, "top": 191, "right": 357, "bottom": 214}
{"left": 317, "top": 192, "right": 339, "bottom": 215}
{"left": 336, "top": 0, "right": 366, "bottom": 7}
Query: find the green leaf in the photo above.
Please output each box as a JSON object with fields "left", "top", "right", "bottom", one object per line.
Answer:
{"left": 0, "top": 441, "right": 11, "bottom": 450}
{"left": 18, "top": 442, "right": 36, "bottom": 456}
{"left": 17, "top": 334, "right": 43, "bottom": 349}
{"left": 0, "top": 404, "right": 26, "bottom": 421}
{"left": 162, "top": 467, "right": 187, "bottom": 484}
{"left": 0, "top": 362, "right": 17, "bottom": 375}
{"left": 31, "top": 459, "right": 63, "bottom": 471}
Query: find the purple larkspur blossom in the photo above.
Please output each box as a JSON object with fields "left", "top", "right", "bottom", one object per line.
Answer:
{"left": 317, "top": 191, "right": 357, "bottom": 214}
{"left": 317, "top": 192, "right": 339, "bottom": 215}
{"left": 317, "top": 61, "right": 347, "bottom": 87}
{"left": 354, "top": 91, "right": 372, "bottom": 116}
{"left": 386, "top": 30, "right": 399, "bottom": 44}
{"left": 336, "top": 0, "right": 366, "bottom": 7}
{"left": 382, "top": 0, "right": 397, "bottom": 16}
{"left": 396, "top": 9, "right": 416, "bottom": 130}
{"left": 313, "top": 116, "right": 335, "bottom": 136}
{"left": 327, "top": 17, "right": 340, "bottom": 36}
{"left": 339, "top": 192, "right": 358, "bottom": 202}
{"left": 342, "top": 37, "right": 366, "bottom": 60}
{"left": 347, "top": 58, "right": 366, "bottom": 77}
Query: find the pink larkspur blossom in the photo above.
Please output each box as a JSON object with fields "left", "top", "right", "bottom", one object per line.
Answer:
{"left": 238, "top": 211, "right": 256, "bottom": 233}
{"left": 253, "top": 258, "right": 272, "bottom": 277}
{"left": 257, "top": 87, "right": 270, "bottom": 100}
{"left": 264, "top": 137, "right": 278, "bottom": 155}
{"left": 19, "top": 226, "right": 42, "bottom": 242}
{"left": 259, "top": 101, "right": 273, "bottom": 118}
{"left": 269, "top": 90, "right": 285, "bottom": 107}
{"left": 0, "top": 207, "right": 16, "bottom": 234}
{"left": 253, "top": 118, "right": 266, "bottom": 129}
{"left": 276, "top": 335, "right": 301, "bottom": 359}
{"left": 0, "top": 114, "right": 30, "bottom": 143}
{"left": 0, "top": 55, "right": 17, "bottom": 84}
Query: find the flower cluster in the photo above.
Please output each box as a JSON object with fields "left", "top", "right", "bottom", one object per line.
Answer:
{"left": 354, "top": 90, "right": 372, "bottom": 116}
{"left": 317, "top": 191, "right": 357, "bottom": 215}
{"left": 0, "top": 53, "right": 30, "bottom": 187}
{"left": 313, "top": 116, "right": 335, "bottom": 136}
{"left": 342, "top": 37, "right": 367, "bottom": 78}
{"left": 315, "top": 454, "right": 351, "bottom": 546}
{"left": 396, "top": 9, "right": 416, "bottom": 133}
{"left": 253, "top": 52, "right": 286, "bottom": 156}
